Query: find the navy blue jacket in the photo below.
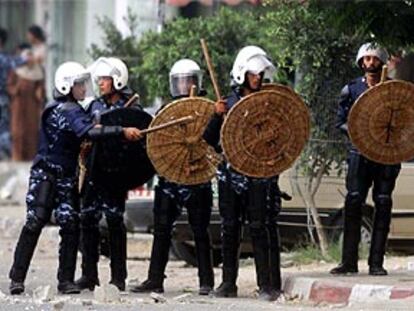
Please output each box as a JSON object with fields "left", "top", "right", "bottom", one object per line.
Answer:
{"left": 336, "top": 76, "right": 370, "bottom": 153}
{"left": 33, "top": 99, "right": 94, "bottom": 174}
{"left": 88, "top": 86, "right": 141, "bottom": 122}
{"left": 335, "top": 76, "right": 369, "bottom": 136}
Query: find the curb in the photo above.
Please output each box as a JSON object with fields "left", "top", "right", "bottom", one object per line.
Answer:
{"left": 283, "top": 275, "right": 414, "bottom": 304}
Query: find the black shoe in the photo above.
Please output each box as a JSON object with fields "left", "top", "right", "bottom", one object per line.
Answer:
{"left": 270, "top": 289, "right": 283, "bottom": 301}
{"left": 369, "top": 266, "right": 388, "bottom": 276}
{"left": 130, "top": 279, "right": 164, "bottom": 293}
{"left": 199, "top": 285, "right": 213, "bottom": 296}
{"left": 257, "top": 288, "right": 282, "bottom": 301}
{"left": 257, "top": 288, "right": 272, "bottom": 301}
{"left": 213, "top": 282, "right": 237, "bottom": 298}
{"left": 75, "top": 275, "right": 100, "bottom": 291}
{"left": 109, "top": 280, "right": 126, "bottom": 291}
{"left": 58, "top": 282, "right": 81, "bottom": 294}
{"left": 330, "top": 263, "right": 358, "bottom": 275}
{"left": 9, "top": 280, "right": 25, "bottom": 295}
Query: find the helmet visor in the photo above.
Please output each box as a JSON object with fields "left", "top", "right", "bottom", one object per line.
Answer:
{"left": 169, "top": 73, "right": 202, "bottom": 98}
{"left": 246, "top": 55, "right": 276, "bottom": 80}
{"left": 89, "top": 58, "right": 120, "bottom": 82}
{"left": 72, "top": 73, "right": 95, "bottom": 99}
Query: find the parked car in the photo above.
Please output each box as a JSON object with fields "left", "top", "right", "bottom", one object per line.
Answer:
{"left": 118, "top": 161, "right": 414, "bottom": 266}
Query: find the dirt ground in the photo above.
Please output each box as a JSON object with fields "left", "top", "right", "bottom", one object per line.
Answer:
{"left": 1, "top": 207, "right": 414, "bottom": 310}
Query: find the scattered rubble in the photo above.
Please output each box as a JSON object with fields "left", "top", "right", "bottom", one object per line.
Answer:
{"left": 32, "top": 285, "right": 54, "bottom": 303}
{"left": 150, "top": 292, "right": 167, "bottom": 303}
{"left": 94, "top": 284, "right": 120, "bottom": 303}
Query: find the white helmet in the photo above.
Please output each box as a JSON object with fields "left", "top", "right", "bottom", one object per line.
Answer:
{"left": 356, "top": 43, "right": 389, "bottom": 67}
{"left": 54, "top": 61, "right": 93, "bottom": 96}
{"left": 89, "top": 57, "right": 129, "bottom": 90}
{"left": 231, "top": 45, "right": 276, "bottom": 85}
{"left": 169, "top": 59, "right": 203, "bottom": 98}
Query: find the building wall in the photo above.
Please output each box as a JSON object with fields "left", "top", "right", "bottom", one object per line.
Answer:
{"left": 0, "top": 0, "right": 34, "bottom": 52}
{"left": 1, "top": 0, "right": 175, "bottom": 96}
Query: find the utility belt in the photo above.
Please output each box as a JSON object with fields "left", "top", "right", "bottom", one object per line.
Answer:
{"left": 32, "top": 156, "right": 73, "bottom": 179}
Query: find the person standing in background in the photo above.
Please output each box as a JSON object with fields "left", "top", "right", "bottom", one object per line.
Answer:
{"left": 0, "top": 27, "right": 27, "bottom": 160}
{"left": 8, "top": 25, "right": 47, "bottom": 161}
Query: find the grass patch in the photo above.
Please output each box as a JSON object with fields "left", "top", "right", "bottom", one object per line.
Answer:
{"left": 287, "top": 240, "right": 369, "bottom": 265}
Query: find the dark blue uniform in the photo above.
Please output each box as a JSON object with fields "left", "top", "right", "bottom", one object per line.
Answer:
{"left": 77, "top": 90, "right": 137, "bottom": 291}
{"left": 9, "top": 96, "right": 94, "bottom": 292}
{"left": 143, "top": 177, "right": 214, "bottom": 291}
{"left": 203, "top": 88, "right": 282, "bottom": 296}
{"left": 131, "top": 97, "right": 214, "bottom": 294}
{"left": 334, "top": 77, "right": 401, "bottom": 274}
{"left": 82, "top": 96, "right": 128, "bottom": 224}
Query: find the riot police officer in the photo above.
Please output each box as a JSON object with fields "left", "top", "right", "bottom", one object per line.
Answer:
{"left": 203, "top": 46, "right": 282, "bottom": 301}
{"left": 130, "top": 59, "right": 214, "bottom": 295}
{"left": 75, "top": 57, "right": 142, "bottom": 292}
{"left": 330, "top": 43, "right": 400, "bottom": 276}
{"left": 8, "top": 61, "right": 139, "bottom": 295}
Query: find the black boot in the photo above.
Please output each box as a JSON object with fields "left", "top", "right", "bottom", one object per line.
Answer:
{"left": 187, "top": 187, "right": 215, "bottom": 296}
{"left": 199, "top": 285, "right": 213, "bottom": 296}
{"left": 58, "top": 282, "right": 81, "bottom": 294}
{"left": 368, "top": 204, "right": 392, "bottom": 276}
{"left": 214, "top": 239, "right": 240, "bottom": 298}
{"left": 268, "top": 224, "right": 282, "bottom": 292}
{"left": 250, "top": 225, "right": 273, "bottom": 295}
{"left": 129, "top": 233, "right": 170, "bottom": 293}
{"left": 9, "top": 225, "right": 43, "bottom": 294}
{"left": 247, "top": 182, "right": 274, "bottom": 294}
{"left": 57, "top": 226, "right": 80, "bottom": 294}
{"left": 108, "top": 220, "right": 127, "bottom": 291}
{"left": 369, "top": 266, "right": 388, "bottom": 276}
{"left": 9, "top": 281, "right": 25, "bottom": 295}
{"left": 130, "top": 186, "right": 177, "bottom": 294}
{"left": 214, "top": 279, "right": 238, "bottom": 298}
{"left": 330, "top": 263, "right": 359, "bottom": 275}
{"left": 194, "top": 235, "right": 214, "bottom": 295}
{"left": 331, "top": 200, "right": 361, "bottom": 275}
{"left": 75, "top": 226, "right": 100, "bottom": 291}
{"left": 130, "top": 278, "right": 164, "bottom": 293}
{"left": 214, "top": 232, "right": 240, "bottom": 298}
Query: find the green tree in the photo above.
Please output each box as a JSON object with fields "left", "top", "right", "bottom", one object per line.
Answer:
{"left": 262, "top": 1, "right": 362, "bottom": 256}
{"left": 89, "top": 5, "right": 360, "bottom": 256}
{"left": 308, "top": 0, "right": 414, "bottom": 49}
{"left": 91, "top": 3, "right": 411, "bottom": 256}
{"left": 88, "top": 9, "right": 146, "bottom": 100}
{"left": 89, "top": 7, "right": 278, "bottom": 105}
{"left": 135, "top": 7, "right": 271, "bottom": 104}
{"left": 264, "top": 0, "right": 414, "bottom": 256}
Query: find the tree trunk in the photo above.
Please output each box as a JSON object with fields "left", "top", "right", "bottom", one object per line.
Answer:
{"left": 292, "top": 160, "right": 329, "bottom": 257}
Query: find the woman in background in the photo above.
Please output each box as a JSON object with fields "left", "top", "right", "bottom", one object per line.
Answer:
{"left": 8, "top": 25, "right": 47, "bottom": 161}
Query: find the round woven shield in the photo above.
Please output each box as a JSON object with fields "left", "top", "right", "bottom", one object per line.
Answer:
{"left": 348, "top": 80, "right": 414, "bottom": 164}
{"left": 147, "top": 97, "right": 221, "bottom": 185}
{"left": 261, "top": 83, "right": 298, "bottom": 97}
{"left": 221, "top": 88, "right": 310, "bottom": 178}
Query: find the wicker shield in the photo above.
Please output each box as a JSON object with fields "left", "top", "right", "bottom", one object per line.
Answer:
{"left": 348, "top": 80, "right": 414, "bottom": 164}
{"left": 93, "top": 107, "right": 155, "bottom": 190}
{"left": 221, "top": 88, "right": 310, "bottom": 178}
{"left": 261, "top": 83, "right": 298, "bottom": 97}
{"left": 146, "top": 97, "right": 221, "bottom": 185}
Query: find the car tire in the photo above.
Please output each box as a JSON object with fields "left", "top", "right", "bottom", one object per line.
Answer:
{"left": 171, "top": 240, "right": 222, "bottom": 267}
